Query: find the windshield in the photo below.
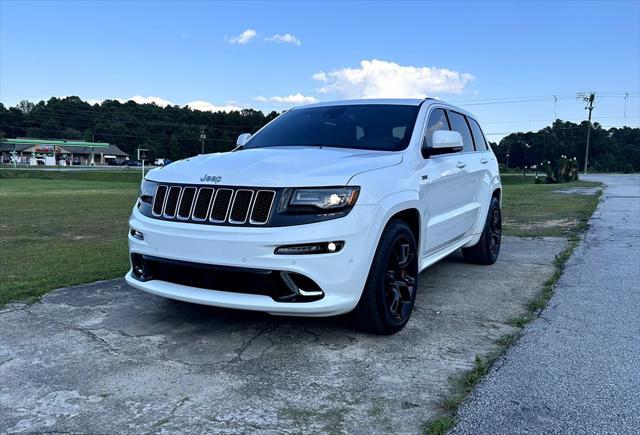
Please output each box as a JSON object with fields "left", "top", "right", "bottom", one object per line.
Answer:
{"left": 245, "top": 104, "right": 420, "bottom": 151}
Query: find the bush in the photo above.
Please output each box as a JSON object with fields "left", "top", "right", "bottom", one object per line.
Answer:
{"left": 539, "top": 156, "right": 580, "bottom": 184}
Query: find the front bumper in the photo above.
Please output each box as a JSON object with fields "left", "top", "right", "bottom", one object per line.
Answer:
{"left": 126, "top": 203, "right": 381, "bottom": 316}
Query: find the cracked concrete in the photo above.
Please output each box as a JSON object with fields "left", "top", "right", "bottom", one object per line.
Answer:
{"left": 0, "top": 236, "right": 565, "bottom": 434}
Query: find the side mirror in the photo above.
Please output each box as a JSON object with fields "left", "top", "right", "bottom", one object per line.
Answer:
{"left": 236, "top": 133, "right": 252, "bottom": 146}
{"left": 423, "top": 130, "right": 464, "bottom": 156}
{"left": 432, "top": 130, "right": 463, "bottom": 150}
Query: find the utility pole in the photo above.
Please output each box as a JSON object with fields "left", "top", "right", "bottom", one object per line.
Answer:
{"left": 582, "top": 92, "right": 595, "bottom": 174}
{"left": 200, "top": 126, "right": 206, "bottom": 155}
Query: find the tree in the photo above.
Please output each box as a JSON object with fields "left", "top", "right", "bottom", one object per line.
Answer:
{"left": 168, "top": 134, "right": 182, "bottom": 160}
{"left": 0, "top": 96, "right": 636, "bottom": 171}
{"left": 16, "top": 100, "right": 35, "bottom": 113}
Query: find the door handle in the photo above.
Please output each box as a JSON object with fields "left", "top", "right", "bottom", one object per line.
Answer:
{"left": 456, "top": 161, "right": 467, "bottom": 169}
{"left": 480, "top": 158, "right": 489, "bottom": 164}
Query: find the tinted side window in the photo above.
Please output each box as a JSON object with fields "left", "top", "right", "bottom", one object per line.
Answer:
{"left": 448, "top": 111, "right": 475, "bottom": 152}
{"left": 424, "top": 108, "right": 450, "bottom": 149}
{"left": 468, "top": 117, "right": 488, "bottom": 151}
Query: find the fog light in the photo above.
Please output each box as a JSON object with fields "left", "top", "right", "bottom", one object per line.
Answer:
{"left": 130, "top": 228, "right": 144, "bottom": 241}
{"left": 275, "top": 241, "right": 344, "bottom": 255}
{"left": 131, "top": 253, "right": 146, "bottom": 279}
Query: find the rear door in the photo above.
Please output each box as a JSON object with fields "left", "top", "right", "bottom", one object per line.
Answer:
{"left": 467, "top": 117, "right": 495, "bottom": 229}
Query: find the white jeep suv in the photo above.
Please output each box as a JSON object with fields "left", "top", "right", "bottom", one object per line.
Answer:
{"left": 126, "top": 99, "right": 502, "bottom": 334}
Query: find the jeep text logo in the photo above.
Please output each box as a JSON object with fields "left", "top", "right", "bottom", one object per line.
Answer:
{"left": 200, "top": 174, "right": 222, "bottom": 183}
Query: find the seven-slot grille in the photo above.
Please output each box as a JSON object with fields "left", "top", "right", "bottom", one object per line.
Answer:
{"left": 152, "top": 185, "right": 275, "bottom": 225}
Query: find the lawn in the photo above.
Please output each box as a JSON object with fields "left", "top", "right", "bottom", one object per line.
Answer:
{"left": 0, "top": 170, "right": 139, "bottom": 305}
{"left": 500, "top": 175, "right": 602, "bottom": 237}
{"left": 0, "top": 170, "right": 601, "bottom": 305}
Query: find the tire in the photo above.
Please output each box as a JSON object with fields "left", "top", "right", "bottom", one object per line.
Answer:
{"left": 462, "top": 197, "right": 502, "bottom": 265}
{"left": 351, "top": 219, "right": 419, "bottom": 334}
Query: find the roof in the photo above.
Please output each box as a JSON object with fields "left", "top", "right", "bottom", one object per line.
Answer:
{"left": 61, "top": 144, "right": 129, "bottom": 156}
{"left": 289, "top": 97, "right": 477, "bottom": 120}
{"left": 4, "top": 138, "right": 109, "bottom": 148}
{"left": 0, "top": 141, "right": 129, "bottom": 156}
{"left": 297, "top": 98, "right": 427, "bottom": 109}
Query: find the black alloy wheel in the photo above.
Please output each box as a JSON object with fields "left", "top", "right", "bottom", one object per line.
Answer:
{"left": 462, "top": 196, "right": 502, "bottom": 265}
{"left": 385, "top": 236, "right": 418, "bottom": 322}
{"left": 488, "top": 206, "right": 502, "bottom": 257}
{"left": 352, "top": 219, "right": 419, "bottom": 334}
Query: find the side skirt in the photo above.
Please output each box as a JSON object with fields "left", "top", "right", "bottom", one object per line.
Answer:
{"left": 419, "top": 235, "right": 477, "bottom": 272}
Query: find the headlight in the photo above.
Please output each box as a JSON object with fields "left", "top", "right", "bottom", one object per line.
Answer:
{"left": 139, "top": 179, "right": 157, "bottom": 205}
{"left": 288, "top": 187, "right": 359, "bottom": 212}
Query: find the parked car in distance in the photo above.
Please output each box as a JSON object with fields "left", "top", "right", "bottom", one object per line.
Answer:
{"left": 126, "top": 99, "right": 502, "bottom": 334}
{"left": 154, "top": 158, "right": 172, "bottom": 166}
{"left": 126, "top": 160, "right": 142, "bottom": 167}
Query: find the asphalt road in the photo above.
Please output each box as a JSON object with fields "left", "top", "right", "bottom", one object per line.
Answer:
{"left": 0, "top": 236, "right": 566, "bottom": 433}
{"left": 452, "top": 174, "right": 640, "bottom": 434}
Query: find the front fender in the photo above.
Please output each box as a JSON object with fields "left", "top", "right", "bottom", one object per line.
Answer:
{"left": 363, "top": 190, "right": 423, "bottom": 257}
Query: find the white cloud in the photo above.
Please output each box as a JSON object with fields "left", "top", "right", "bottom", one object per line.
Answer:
{"left": 265, "top": 33, "right": 301, "bottom": 46}
{"left": 227, "top": 29, "right": 257, "bottom": 45}
{"left": 184, "top": 100, "right": 244, "bottom": 112}
{"left": 311, "top": 72, "right": 327, "bottom": 82}
{"left": 253, "top": 93, "right": 317, "bottom": 104}
{"left": 124, "top": 95, "right": 173, "bottom": 107}
{"left": 80, "top": 96, "right": 243, "bottom": 112}
{"left": 312, "top": 59, "right": 474, "bottom": 98}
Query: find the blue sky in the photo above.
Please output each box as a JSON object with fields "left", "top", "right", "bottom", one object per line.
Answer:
{"left": 1, "top": 0, "right": 638, "bottom": 141}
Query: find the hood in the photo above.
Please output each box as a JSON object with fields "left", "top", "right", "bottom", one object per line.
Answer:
{"left": 146, "top": 146, "right": 403, "bottom": 187}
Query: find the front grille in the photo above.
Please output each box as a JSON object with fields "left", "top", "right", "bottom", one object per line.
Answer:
{"left": 152, "top": 185, "right": 167, "bottom": 216}
{"left": 251, "top": 190, "right": 275, "bottom": 224}
{"left": 210, "top": 189, "right": 233, "bottom": 222}
{"left": 177, "top": 187, "right": 197, "bottom": 220}
{"left": 163, "top": 186, "right": 181, "bottom": 218}
{"left": 150, "top": 184, "right": 276, "bottom": 226}
{"left": 192, "top": 188, "right": 214, "bottom": 221}
{"left": 229, "top": 190, "right": 253, "bottom": 223}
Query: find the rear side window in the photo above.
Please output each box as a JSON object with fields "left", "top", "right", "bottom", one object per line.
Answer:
{"left": 424, "top": 108, "right": 450, "bottom": 149}
{"left": 448, "top": 111, "right": 475, "bottom": 152}
{"left": 468, "top": 117, "right": 488, "bottom": 151}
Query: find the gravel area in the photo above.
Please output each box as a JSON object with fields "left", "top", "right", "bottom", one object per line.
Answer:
{"left": 452, "top": 175, "right": 640, "bottom": 434}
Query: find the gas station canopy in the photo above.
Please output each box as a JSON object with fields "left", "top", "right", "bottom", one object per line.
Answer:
{"left": 4, "top": 138, "right": 109, "bottom": 148}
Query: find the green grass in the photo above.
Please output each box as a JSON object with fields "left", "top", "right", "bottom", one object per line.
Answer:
{"left": 0, "top": 169, "right": 139, "bottom": 305}
{"left": 500, "top": 177, "right": 601, "bottom": 237}
{"left": 0, "top": 170, "right": 602, "bottom": 307}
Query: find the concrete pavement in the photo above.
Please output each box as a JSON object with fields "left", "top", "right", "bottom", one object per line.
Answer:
{"left": 452, "top": 174, "right": 640, "bottom": 434}
{"left": 0, "top": 237, "right": 566, "bottom": 434}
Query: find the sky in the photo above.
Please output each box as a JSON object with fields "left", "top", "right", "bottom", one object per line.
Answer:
{"left": 1, "top": 0, "right": 639, "bottom": 142}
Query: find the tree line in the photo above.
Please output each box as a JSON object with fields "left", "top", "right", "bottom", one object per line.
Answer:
{"left": 0, "top": 97, "right": 279, "bottom": 160}
{"left": 0, "top": 97, "right": 638, "bottom": 172}
{"left": 491, "top": 120, "right": 639, "bottom": 173}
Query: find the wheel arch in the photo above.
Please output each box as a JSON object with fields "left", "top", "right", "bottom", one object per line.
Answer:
{"left": 492, "top": 187, "right": 502, "bottom": 205}
{"left": 387, "top": 208, "right": 421, "bottom": 249}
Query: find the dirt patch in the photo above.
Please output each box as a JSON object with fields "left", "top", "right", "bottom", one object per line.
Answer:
{"left": 504, "top": 218, "right": 578, "bottom": 231}
{"left": 553, "top": 187, "right": 601, "bottom": 196}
